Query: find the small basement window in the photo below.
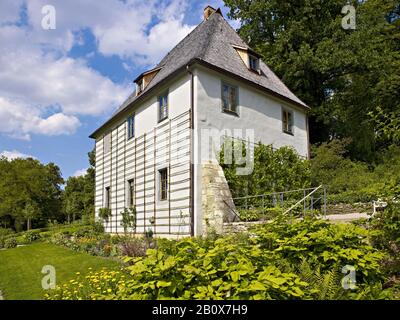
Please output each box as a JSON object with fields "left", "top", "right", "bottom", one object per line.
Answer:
{"left": 159, "top": 168, "right": 168, "bottom": 201}
{"left": 222, "top": 82, "right": 238, "bottom": 114}
{"left": 282, "top": 108, "right": 294, "bottom": 135}
{"left": 127, "top": 114, "right": 135, "bottom": 140}
{"left": 158, "top": 92, "right": 168, "bottom": 122}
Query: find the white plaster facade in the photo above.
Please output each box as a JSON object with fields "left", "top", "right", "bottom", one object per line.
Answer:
{"left": 93, "top": 65, "right": 309, "bottom": 237}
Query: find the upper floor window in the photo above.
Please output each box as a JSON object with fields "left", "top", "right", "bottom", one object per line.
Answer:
{"left": 104, "top": 132, "right": 111, "bottom": 154}
{"left": 249, "top": 55, "right": 260, "bottom": 72}
{"left": 222, "top": 82, "right": 238, "bottom": 114}
{"left": 136, "top": 78, "right": 144, "bottom": 96}
{"left": 282, "top": 108, "right": 294, "bottom": 135}
{"left": 158, "top": 92, "right": 168, "bottom": 122}
{"left": 159, "top": 168, "right": 168, "bottom": 201}
{"left": 127, "top": 114, "right": 135, "bottom": 140}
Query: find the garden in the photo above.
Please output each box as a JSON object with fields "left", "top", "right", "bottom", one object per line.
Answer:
{"left": 0, "top": 198, "right": 399, "bottom": 300}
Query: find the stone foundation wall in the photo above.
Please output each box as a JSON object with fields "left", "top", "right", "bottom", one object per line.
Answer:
{"left": 223, "top": 221, "right": 265, "bottom": 234}
{"left": 201, "top": 161, "right": 239, "bottom": 235}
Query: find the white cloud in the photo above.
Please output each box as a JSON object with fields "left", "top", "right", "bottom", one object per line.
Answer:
{"left": 23, "top": 0, "right": 196, "bottom": 66}
{"left": 0, "top": 97, "right": 81, "bottom": 140}
{"left": 0, "top": 0, "right": 200, "bottom": 139}
{"left": 73, "top": 168, "right": 87, "bottom": 177}
{"left": 0, "top": 150, "right": 36, "bottom": 160}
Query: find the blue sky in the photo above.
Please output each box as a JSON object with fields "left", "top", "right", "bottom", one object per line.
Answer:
{"left": 0, "top": 0, "right": 239, "bottom": 179}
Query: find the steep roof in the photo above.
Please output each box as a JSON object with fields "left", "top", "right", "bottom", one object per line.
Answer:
{"left": 90, "top": 10, "right": 307, "bottom": 138}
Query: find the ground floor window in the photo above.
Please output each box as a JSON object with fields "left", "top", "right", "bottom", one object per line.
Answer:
{"left": 159, "top": 168, "right": 168, "bottom": 201}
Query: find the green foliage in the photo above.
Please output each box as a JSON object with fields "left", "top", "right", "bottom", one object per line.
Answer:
{"left": 311, "top": 140, "right": 400, "bottom": 202}
{"left": 63, "top": 149, "right": 96, "bottom": 224}
{"left": 48, "top": 214, "right": 395, "bottom": 300}
{"left": 220, "top": 140, "right": 311, "bottom": 199}
{"left": 120, "top": 206, "right": 137, "bottom": 235}
{"left": 0, "top": 157, "right": 64, "bottom": 231}
{"left": 98, "top": 208, "right": 112, "bottom": 221}
{"left": 4, "top": 237, "right": 17, "bottom": 249}
{"left": 223, "top": 0, "right": 400, "bottom": 160}
{"left": 22, "top": 230, "right": 41, "bottom": 243}
{"left": 370, "top": 202, "right": 400, "bottom": 279}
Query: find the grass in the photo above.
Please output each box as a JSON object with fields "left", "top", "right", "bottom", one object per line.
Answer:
{"left": 0, "top": 242, "right": 121, "bottom": 300}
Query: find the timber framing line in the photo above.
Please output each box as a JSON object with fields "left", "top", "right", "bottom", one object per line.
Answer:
{"left": 96, "top": 110, "right": 192, "bottom": 235}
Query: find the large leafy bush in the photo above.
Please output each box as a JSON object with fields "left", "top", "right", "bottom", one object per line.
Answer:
{"left": 220, "top": 141, "right": 311, "bottom": 199}
{"left": 48, "top": 216, "right": 395, "bottom": 300}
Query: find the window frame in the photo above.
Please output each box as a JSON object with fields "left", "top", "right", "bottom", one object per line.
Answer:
{"left": 127, "top": 113, "right": 135, "bottom": 140}
{"left": 249, "top": 54, "right": 260, "bottom": 73}
{"left": 127, "top": 179, "right": 135, "bottom": 207}
{"left": 158, "top": 91, "right": 169, "bottom": 123}
{"left": 221, "top": 81, "right": 239, "bottom": 116}
{"left": 105, "top": 186, "right": 111, "bottom": 209}
{"left": 158, "top": 168, "right": 168, "bottom": 201}
{"left": 136, "top": 78, "right": 144, "bottom": 95}
{"left": 282, "top": 107, "right": 294, "bottom": 135}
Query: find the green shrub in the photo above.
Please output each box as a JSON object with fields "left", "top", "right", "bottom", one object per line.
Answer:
{"left": 220, "top": 140, "right": 311, "bottom": 199}
{"left": 4, "top": 237, "right": 17, "bottom": 249}
{"left": 22, "top": 230, "right": 41, "bottom": 243}
{"left": 47, "top": 214, "right": 395, "bottom": 300}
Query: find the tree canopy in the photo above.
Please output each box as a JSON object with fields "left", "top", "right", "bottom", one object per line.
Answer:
{"left": 224, "top": 0, "right": 400, "bottom": 160}
{"left": 0, "top": 157, "right": 64, "bottom": 231}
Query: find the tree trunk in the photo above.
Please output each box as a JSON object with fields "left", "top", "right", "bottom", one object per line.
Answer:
{"left": 27, "top": 218, "right": 31, "bottom": 231}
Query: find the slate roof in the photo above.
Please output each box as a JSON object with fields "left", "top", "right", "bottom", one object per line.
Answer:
{"left": 90, "top": 10, "right": 307, "bottom": 138}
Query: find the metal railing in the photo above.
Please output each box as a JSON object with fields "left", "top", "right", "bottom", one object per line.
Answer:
{"left": 231, "top": 185, "right": 327, "bottom": 220}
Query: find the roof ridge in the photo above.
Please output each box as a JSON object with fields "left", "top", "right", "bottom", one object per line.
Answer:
{"left": 199, "top": 12, "right": 223, "bottom": 60}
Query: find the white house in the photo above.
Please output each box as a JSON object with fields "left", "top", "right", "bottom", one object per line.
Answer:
{"left": 90, "top": 6, "right": 310, "bottom": 237}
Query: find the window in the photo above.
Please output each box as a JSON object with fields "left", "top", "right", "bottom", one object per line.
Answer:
{"left": 104, "top": 132, "right": 111, "bottom": 154}
{"left": 127, "top": 179, "right": 135, "bottom": 207}
{"left": 158, "top": 92, "right": 168, "bottom": 122}
{"left": 222, "top": 82, "right": 238, "bottom": 114}
{"left": 127, "top": 114, "right": 135, "bottom": 140}
{"left": 282, "top": 109, "right": 294, "bottom": 135}
{"left": 249, "top": 55, "right": 260, "bottom": 72}
{"left": 159, "top": 168, "right": 168, "bottom": 201}
{"left": 105, "top": 187, "right": 111, "bottom": 209}
{"left": 136, "top": 78, "right": 144, "bottom": 95}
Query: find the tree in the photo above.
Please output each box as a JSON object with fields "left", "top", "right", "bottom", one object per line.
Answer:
{"left": 223, "top": 0, "right": 400, "bottom": 160}
{"left": 22, "top": 202, "right": 40, "bottom": 231}
{"left": 63, "top": 149, "right": 96, "bottom": 223}
{"left": 0, "top": 157, "right": 64, "bottom": 231}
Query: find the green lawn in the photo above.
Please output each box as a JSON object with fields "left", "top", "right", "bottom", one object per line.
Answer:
{"left": 0, "top": 242, "right": 121, "bottom": 300}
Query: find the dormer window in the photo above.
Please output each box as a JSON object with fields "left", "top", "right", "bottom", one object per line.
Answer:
{"left": 249, "top": 55, "right": 260, "bottom": 72}
{"left": 134, "top": 66, "right": 162, "bottom": 97}
{"left": 136, "top": 78, "right": 144, "bottom": 96}
{"left": 233, "top": 45, "right": 262, "bottom": 74}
